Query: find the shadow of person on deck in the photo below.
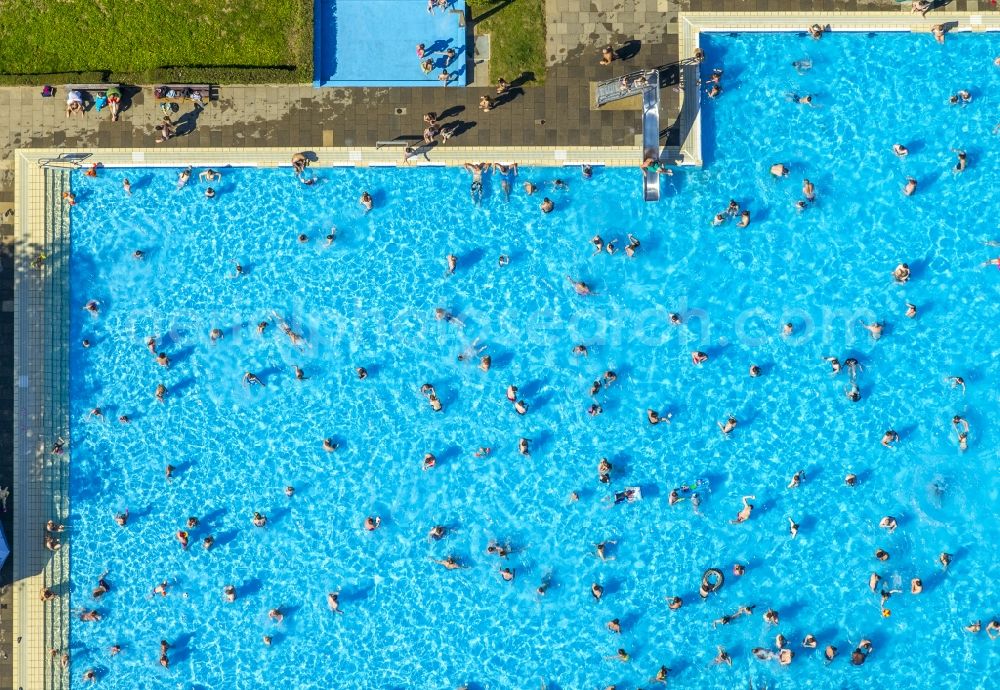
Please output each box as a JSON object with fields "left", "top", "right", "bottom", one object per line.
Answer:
{"left": 174, "top": 103, "right": 204, "bottom": 137}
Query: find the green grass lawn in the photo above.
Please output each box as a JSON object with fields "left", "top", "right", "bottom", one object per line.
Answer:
{"left": 0, "top": 0, "right": 310, "bottom": 82}
{"left": 468, "top": 0, "right": 546, "bottom": 85}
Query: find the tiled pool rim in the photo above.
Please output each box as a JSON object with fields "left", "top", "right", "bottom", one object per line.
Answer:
{"left": 11, "top": 12, "right": 1000, "bottom": 684}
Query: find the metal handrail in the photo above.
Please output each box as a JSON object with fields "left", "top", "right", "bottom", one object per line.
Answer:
{"left": 38, "top": 152, "right": 91, "bottom": 169}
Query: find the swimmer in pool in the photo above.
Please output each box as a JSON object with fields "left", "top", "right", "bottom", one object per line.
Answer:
{"left": 595, "top": 541, "right": 616, "bottom": 561}
{"left": 434, "top": 307, "right": 464, "bottom": 327}
{"left": 464, "top": 162, "right": 486, "bottom": 204}
{"left": 904, "top": 177, "right": 917, "bottom": 196}
{"left": 952, "top": 149, "right": 967, "bottom": 173}
{"left": 946, "top": 376, "right": 965, "bottom": 394}
{"left": 881, "top": 429, "right": 899, "bottom": 447}
{"left": 846, "top": 382, "right": 861, "bottom": 402}
{"left": 243, "top": 371, "right": 265, "bottom": 387}
{"left": 717, "top": 416, "right": 737, "bottom": 434}
{"left": 802, "top": 178, "right": 816, "bottom": 201}
{"left": 730, "top": 495, "right": 755, "bottom": 523}
{"left": 566, "top": 276, "right": 591, "bottom": 295}
{"left": 486, "top": 541, "right": 510, "bottom": 558}
{"left": 625, "top": 234, "right": 640, "bottom": 257}
{"left": 861, "top": 321, "right": 884, "bottom": 340}
{"left": 648, "top": 408, "right": 671, "bottom": 425}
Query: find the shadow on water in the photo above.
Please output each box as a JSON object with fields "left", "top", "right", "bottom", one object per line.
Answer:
{"left": 489, "top": 350, "right": 514, "bottom": 370}
{"left": 458, "top": 247, "right": 485, "bottom": 270}
{"left": 268, "top": 507, "right": 291, "bottom": 526}
{"left": 436, "top": 445, "right": 462, "bottom": 467}
{"left": 171, "top": 632, "right": 195, "bottom": 663}
{"left": 531, "top": 429, "right": 552, "bottom": 453}
{"left": 169, "top": 376, "right": 196, "bottom": 397}
{"left": 128, "top": 174, "right": 155, "bottom": 192}
{"left": 427, "top": 38, "right": 453, "bottom": 55}
{"left": 519, "top": 379, "right": 545, "bottom": 399}
{"left": 200, "top": 508, "right": 227, "bottom": 527}
{"left": 638, "top": 482, "right": 660, "bottom": 499}
{"left": 255, "top": 365, "right": 284, "bottom": 385}
{"left": 340, "top": 581, "right": 375, "bottom": 604}
{"left": 238, "top": 577, "right": 263, "bottom": 599}
{"left": 214, "top": 529, "right": 239, "bottom": 548}
{"left": 169, "top": 345, "right": 197, "bottom": 366}
{"left": 171, "top": 459, "right": 194, "bottom": 478}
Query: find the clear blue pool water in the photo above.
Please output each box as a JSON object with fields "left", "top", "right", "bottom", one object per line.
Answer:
{"left": 68, "top": 32, "right": 1000, "bottom": 690}
{"left": 314, "top": 0, "right": 467, "bottom": 86}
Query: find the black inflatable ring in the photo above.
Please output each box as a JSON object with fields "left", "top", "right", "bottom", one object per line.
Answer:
{"left": 699, "top": 568, "right": 724, "bottom": 597}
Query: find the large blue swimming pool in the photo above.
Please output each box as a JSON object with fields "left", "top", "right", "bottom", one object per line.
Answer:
{"left": 67, "top": 32, "right": 999, "bottom": 689}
